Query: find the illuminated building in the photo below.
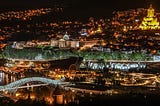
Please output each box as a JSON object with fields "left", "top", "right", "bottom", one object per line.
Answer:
{"left": 63, "top": 32, "right": 70, "bottom": 40}
{"left": 96, "top": 25, "right": 102, "bottom": 33}
{"left": 139, "top": 4, "right": 160, "bottom": 30}
{"left": 53, "top": 86, "right": 64, "bottom": 105}
{"left": 50, "top": 38, "right": 80, "bottom": 48}
{"left": 11, "top": 41, "right": 25, "bottom": 49}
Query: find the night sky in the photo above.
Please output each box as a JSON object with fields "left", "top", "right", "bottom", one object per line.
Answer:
{"left": 66, "top": 0, "right": 160, "bottom": 18}
{"left": 0, "top": 0, "right": 159, "bottom": 8}
{"left": 0, "top": 0, "right": 159, "bottom": 17}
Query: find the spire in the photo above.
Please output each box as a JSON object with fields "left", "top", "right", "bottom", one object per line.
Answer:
{"left": 149, "top": 4, "right": 152, "bottom": 8}
{"left": 147, "top": 4, "right": 154, "bottom": 18}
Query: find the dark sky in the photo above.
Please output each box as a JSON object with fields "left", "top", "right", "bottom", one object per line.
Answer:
{"left": 0, "top": 0, "right": 60, "bottom": 8}
{"left": 0, "top": 0, "right": 159, "bottom": 8}
{"left": 0, "top": 0, "right": 159, "bottom": 17}
{"left": 66, "top": 0, "right": 160, "bottom": 18}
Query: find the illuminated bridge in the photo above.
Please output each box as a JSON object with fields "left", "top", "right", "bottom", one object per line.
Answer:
{"left": 0, "top": 77, "right": 65, "bottom": 93}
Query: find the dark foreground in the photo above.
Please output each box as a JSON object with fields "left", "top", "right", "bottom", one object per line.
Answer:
{"left": 1, "top": 93, "right": 160, "bottom": 106}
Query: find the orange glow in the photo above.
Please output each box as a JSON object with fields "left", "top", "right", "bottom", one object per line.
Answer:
{"left": 151, "top": 50, "right": 157, "bottom": 54}
{"left": 45, "top": 97, "right": 54, "bottom": 104}
{"left": 56, "top": 95, "right": 63, "bottom": 104}
{"left": 15, "top": 93, "right": 20, "bottom": 97}
{"left": 30, "top": 94, "right": 36, "bottom": 100}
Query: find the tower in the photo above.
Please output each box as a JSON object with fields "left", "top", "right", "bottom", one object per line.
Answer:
{"left": 147, "top": 4, "right": 154, "bottom": 18}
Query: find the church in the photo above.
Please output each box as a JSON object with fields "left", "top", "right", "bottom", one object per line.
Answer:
{"left": 139, "top": 4, "right": 160, "bottom": 30}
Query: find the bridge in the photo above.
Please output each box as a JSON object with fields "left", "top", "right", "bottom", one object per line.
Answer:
{"left": 0, "top": 77, "right": 65, "bottom": 93}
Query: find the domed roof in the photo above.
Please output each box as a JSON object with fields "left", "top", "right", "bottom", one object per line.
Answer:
{"left": 63, "top": 32, "right": 70, "bottom": 40}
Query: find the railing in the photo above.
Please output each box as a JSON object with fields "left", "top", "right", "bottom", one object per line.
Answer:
{"left": 0, "top": 77, "right": 65, "bottom": 92}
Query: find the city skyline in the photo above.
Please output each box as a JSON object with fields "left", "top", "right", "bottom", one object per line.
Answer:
{"left": 0, "top": 1, "right": 160, "bottom": 106}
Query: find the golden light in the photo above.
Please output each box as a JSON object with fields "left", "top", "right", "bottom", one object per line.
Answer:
{"left": 30, "top": 94, "right": 36, "bottom": 100}
{"left": 56, "top": 95, "right": 64, "bottom": 104}
{"left": 45, "top": 97, "right": 54, "bottom": 105}
{"left": 96, "top": 25, "right": 102, "bottom": 33}
{"left": 15, "top": 93, "right": 20, "bottom": 97}
{"left": 151, "top": 50, "right": 157, "bottom": 54}
{"left": 139, "top": 4, "right": 160, "bottom": 30}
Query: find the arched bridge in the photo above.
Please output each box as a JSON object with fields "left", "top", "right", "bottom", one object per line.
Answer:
{"left": 0, "top": 77, "right": 65, "bottom": 92}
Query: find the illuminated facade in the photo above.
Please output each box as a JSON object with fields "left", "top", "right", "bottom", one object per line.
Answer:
{"left": 139, "top": 4, "right": 160, "bottom": 30}
{"left": 50, "top": 39, "right": 80, "bottom": 48}
{"left": 96, "top": 25, "right": 102, "bottom": 33}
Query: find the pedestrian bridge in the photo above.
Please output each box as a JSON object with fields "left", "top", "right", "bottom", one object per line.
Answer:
{"left": 0, "top": 77, "right": 65, "bottom": 92}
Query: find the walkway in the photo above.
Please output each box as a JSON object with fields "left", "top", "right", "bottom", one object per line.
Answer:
{"left": 0, "top": 77, "right": 65, "bottom": 92}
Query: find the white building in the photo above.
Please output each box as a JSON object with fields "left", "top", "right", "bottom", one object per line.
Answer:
{"left": 50, "top": 39, "right": 80, "bottom": 48}
{"left": 153, "top": 55, "right": 160, "bottom": 61}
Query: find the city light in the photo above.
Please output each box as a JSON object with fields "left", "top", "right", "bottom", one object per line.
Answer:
{"left": 0, "top": 1, "right": 160, "bottom": 106}
{"left": 139, "top": 4, "right": 160, "bottom": 30}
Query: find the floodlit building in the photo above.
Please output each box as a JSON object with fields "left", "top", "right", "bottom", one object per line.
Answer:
{"left": 50, "top": 34, "right": 80, "bottom": 48}
{"left": 139, "top": 4, "right": 160, "bottom": 30}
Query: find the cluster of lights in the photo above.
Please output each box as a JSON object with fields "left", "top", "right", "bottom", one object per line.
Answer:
{"left": 139, "top": 4, "right": 160, "bottom": 30}
{"left": 0, "top": 8, "right": 58, "bottom": 21}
